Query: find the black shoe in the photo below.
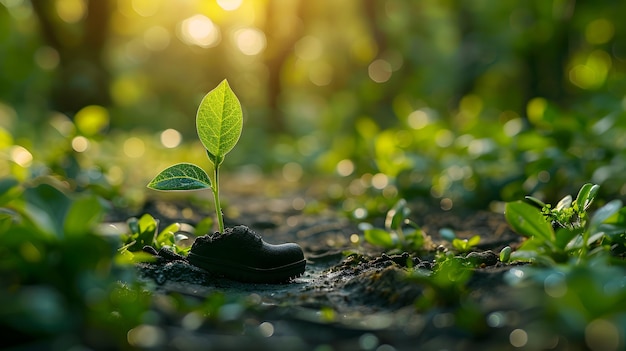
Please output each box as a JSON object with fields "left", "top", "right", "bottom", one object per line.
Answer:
{"left": 187, "top": 225, "right": 306, "bottom": 283}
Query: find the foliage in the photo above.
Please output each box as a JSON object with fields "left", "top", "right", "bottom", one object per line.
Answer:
{"left": 3, "top": 1, "right": 626, "bottom": 212}
{"left": 359, "top": 199, "right": 430, "bottom": 252}
{"left": 439, "top": 228, "right": 481, "bottom": 253}
{"left": 119, "top": 213, "right": 187, "bottom": 257}
{"left": 505, "top": 183, "right": 626, "bottom": 264}
{"left": 0, "top": 175, "right": 148, "bottom": 349}
{"left": 148, "top": 80, "right": 243, "bottom": 233}
{"left": 409, "top": 251, "right": 474, "bottom": 310}
{"left": 505, "top": 259, "right": 626, "bottom": 349}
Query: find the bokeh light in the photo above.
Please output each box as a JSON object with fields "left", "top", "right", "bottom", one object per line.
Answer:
{"left": 179, "top": 14, "right": 221, "bottom": 48}
{"left": 10, "top": 145, "right": 33, "bottom": 167}
{"left": 160, "top": 128, "right": 182, "bottom": 148}
{"left": 368, "top": 59, "right": 392, "bottom": 83}
{"left": 217, "top": 0, "right": 243, "bottom": 11}
{"left": 234, "top": 27, "right": 266, "bottom": 56}
{"left": 123, "top": 137, "right": 146, "bottom": 158}
{"left": 71, "top": 136, "right": 89, "bottom": 152}
{"left": 55, "top": 0, "right": 86, "bottom": 23}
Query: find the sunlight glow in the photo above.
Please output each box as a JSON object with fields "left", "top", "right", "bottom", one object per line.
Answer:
{"left": 160, "top": 128, "right": 182, "bottom": 148}
{"left": 71, "top": 136, "right": 89, "bottom": 152}
{"left": 407, "top": 109, "right": 430, "bottom": 129}
{"left": 368, "top": 59, "right": 392, "bottom": 83}
{"left": 217, "top": 0, "right": 242, "bottom": 11}
{"left": 179, "top": 15, "right": 221, "bottom": 48}
{"left": 509, "top": 329, "right": 528, "bottom": 348}
{"left": 350, "top": 234, "right": 360, "bottom": 244}
{"left": 10, "top": 145, "right": 32, "bottom": 167}
{"left": 234, "top": 28, "right": 266, "bottom": 55}
{"left": 132, "top": 0, "right": 159, "bottom": 17}
{"left": 55, "top": 0, "right": 85, "bottom": 23}
{"left": 123, "top": 137, "right": 145, "bottom": 158}
{"left": 371, "top": 173, "right": 388, "bottom": 190}
{"left": 336, "top": 159, "right": 355, "bottom": 176}
{"left": 568, "top": 50, "right": 611, "bottom": 90}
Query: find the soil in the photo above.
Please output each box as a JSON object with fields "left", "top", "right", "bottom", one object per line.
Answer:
{"left": 120, "top": 179, "right": 534, "bottom": 351}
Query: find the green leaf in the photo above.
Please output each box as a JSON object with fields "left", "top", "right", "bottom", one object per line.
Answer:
{"left": 554, "top": 227, "right": 580, "bottom": 250}
{"left": 524, "top": 196, "right": 546, "bottom": 209}
{"left": 467, "top": 234, "right": 480, "bottom": 246}
{"left": 0, "top": 177, "right": 20, "bottom": 206}
{"left": 555, "top": 195, "right": 572, "bottom": 211}
{"left": 135, "top": 213, "right": 158, "bottom": 250}
{"left": 589, "top": 200, "right": 623, "bottom": 232}
{"left": 575, "top": 183, "right": 600, "bottom": 212}
{"left": 64, "top": 196, "right": 104, "bottom": 237}
{"left": 499, "top": 246, "right": 511, "bottom": 263}
{"left": 364, "top": 228, "right": 395, "bottom": 248}
{"left": 196, "top": 79, "right": 243, "bottom": 165}
{"left": 155, "top": 222, "right": 181, "bottom": 248}
{"left": 385, "top": 198, "right": 409, "bottom": 231}
{"left": 505, "top": 201, "right": 554, "bottom": 241}
{"left": 148, "top": 163, "right": 212, "bottom": 191}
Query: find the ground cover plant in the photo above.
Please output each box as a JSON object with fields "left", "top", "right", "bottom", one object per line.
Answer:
{"left": 505, "top": 183, "right": 626, "bottom": 264}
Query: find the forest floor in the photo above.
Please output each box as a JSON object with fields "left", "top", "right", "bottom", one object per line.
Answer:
{"left": 119, "top": 177, "right": 537, "bottom": 351}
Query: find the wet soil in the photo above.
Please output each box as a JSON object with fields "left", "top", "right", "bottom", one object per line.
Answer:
{"left": 123, "top": 180, "right": 530, "bottom": 351}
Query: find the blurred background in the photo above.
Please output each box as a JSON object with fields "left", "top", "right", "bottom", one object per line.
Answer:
{"left": 1, "top": 0, "right": 626, "bottom": 215}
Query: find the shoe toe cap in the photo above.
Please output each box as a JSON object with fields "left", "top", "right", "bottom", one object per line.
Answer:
{"left": 260, "top": 242, "right": 304, "bottom": 267}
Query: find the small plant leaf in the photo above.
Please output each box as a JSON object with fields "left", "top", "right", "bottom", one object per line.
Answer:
{"left": 64, "top": 195, "right": 104, "bottom": 237}
{"left": 589, "top": 199, "right": 623, "bottom": 232}
{"left": 554, "top": 227, "right": 580, "bottom": 250}
{"left": 196, "top": 79, "right": 243, "bottom": 165}
{"left": 555, "top": 195, "right": 572, "bottom": 211}
{"left": 364, "top": 228, "right": 395, "bottom": 248}
{"left": 148, "top": 163, "right": 212, "bottom": 191}
{"left": 468, "top": 234, "right": 480, "bottom": 246}
{"left": 505, "top": 201, "right": 554, "bottom": 241}
{"left": 155, "top": 222, "right": 181, "bottom": 248}
{"left": 575, "top": 183, "right": 600, "bottom": 211}
{"left": 524, "top": 196, "right": 546, "bottom": 209}
{"left": 385, "top": 198, "right": 408, "bottom": 231}
{"left": 499, "top": 246, "right": 512, "bottom": 263}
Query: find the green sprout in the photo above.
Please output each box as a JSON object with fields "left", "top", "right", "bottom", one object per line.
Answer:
{"left": 505, "top": 183, "right": 625, "bottom": 264}
{"left": 147, "top": 80, "right": 243, "bottom": 233}
{"left": 119, "top": 213, "right": 186, "bottom": 257}
{"left": 360, "top": 199, "right": 429, "bottom": 251}
{"left": 440, "top": 227, "right": 481, "bottom": 253}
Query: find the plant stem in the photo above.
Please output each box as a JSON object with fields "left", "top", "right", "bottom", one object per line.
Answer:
{"left": 212, "top": 165, "right": 224, "bottom": 233}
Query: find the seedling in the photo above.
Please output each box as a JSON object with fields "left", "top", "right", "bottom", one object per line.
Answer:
{"left": 119, "top": 213, "right": 186, "bottom": 256}
{"left": 360, "top": 198, "right": 430, "bottom": 251}
{"left": 439, "top": 227, "right": 480, "bottom": 253}
{"left": 525, "top": 183, "right": 599, "bottom": 230}
{"left": 505, "top": 183, "right": 625, "bottom": 264}
{"left": 147, "top": 80, "right": 243, "bottom": 233}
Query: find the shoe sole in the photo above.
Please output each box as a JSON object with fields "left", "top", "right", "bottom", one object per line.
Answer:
{"left": 187, "top": 253, "right": 306, "bottom": 284}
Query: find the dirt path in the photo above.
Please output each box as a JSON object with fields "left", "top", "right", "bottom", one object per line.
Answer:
{"left": 128, "top": 180, "right": 530, "bottom": 350}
